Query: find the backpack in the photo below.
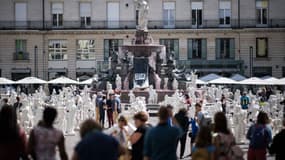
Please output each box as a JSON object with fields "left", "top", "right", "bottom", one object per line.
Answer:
{"left": 228, "top": 144, "right": 244, "bottom": 160}
{"left": 192, "top": 148, "right": 211, "bottom": 160}
{"left": 217, "top": 133, "right": 244, "bottom": 160}
{"left": 250, "top": 125, "right": 269, "bottom": 149}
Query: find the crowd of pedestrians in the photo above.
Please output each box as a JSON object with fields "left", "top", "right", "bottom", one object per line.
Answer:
{"left": 0, "top": 93, "right": 285, "bottom": 160}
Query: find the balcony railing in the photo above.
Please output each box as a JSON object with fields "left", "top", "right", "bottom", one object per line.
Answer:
{"left": 13, "top": 52, "right": 29, "bottom": 60}
{"left": 0, "top": 19, "right": 284, "bottom": 30}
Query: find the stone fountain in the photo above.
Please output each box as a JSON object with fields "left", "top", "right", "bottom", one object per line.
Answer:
{"left": 119, "top": 0, "right": 166, "bottom": 90}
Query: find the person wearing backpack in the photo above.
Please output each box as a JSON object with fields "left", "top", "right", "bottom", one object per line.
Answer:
{"left": 213, "top": 112, "right": 244, "bottom": 160}
{"left": 246, "top": 111, "right": 272, "bottom": 160}
{"left": 192, "top": 126, "right": 215, "bottom": 160}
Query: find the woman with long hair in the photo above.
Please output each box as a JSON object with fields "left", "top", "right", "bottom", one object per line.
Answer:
{"left": 247, "top": 111, "right": 272, "bottom": 160}
{"left": 192, "top": 126, "right": 215, "bottom": 160}
{"left": 0, "top": 105, "right": 29, "bottom": 160}
{"left": 213, "top": 112, "right": 236, "bottom": 160}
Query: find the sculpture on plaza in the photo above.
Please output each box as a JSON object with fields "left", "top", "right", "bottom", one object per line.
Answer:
{"left": 134, "top": 0, "right": 149, "bottom": 31}
{"left": 148, "top": 85, "right": 158, "bottom": 104}
{"left": 172, "top": 78, "right": 178, "bottom": 90}
{"left": 115, "top": 74, "right": 122, "bottom": 90}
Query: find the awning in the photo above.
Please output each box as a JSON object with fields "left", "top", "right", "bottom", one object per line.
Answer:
{"left": 76, "top": 68, "right": 96, "bottom": 73}
{"left": 48, "top": 68, "right": 67, "bottom": 72}
{"left": 11, "top": 68, "right": 31, "bottom": 73}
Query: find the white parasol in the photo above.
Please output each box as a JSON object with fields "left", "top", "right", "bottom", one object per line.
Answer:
{"left": 0, "top": 77, "right": 15, "bottom": 84}
{"left": 48, "top": 76, "right": 78, "bottom": 84}
{"left": 16, "top": 77, "right": 47, "bottom": 84}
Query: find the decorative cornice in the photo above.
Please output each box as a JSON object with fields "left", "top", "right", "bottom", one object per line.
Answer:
{"left": 0, "top": 28, "right": 285, "bottom": 35}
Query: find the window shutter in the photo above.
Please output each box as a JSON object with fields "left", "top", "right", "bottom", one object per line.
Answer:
{"left": 230, "top": 38, "right": 235, "bottom": 59}
{"left": 216, "top": 39, "right": 221, "bottom": 59}
{"left": 201, "top": 39, "right": 207, "bottom": 59}
{"left": 118, "top": 39, "right": 123, "bottom": 46}
{"left": 174, "top": 40, "right": 179, "bottom": 60}
{"left": 52, "top": 3, "right": 63, "bottom": 14}
{"left": 80, "top": 3, "right": 91, "bottom": 17}
{"left": 104, "top": 39, "right": 109, "bottom": 61}
{"left": 15, "top": 3, "right": 27, "bottom": 21}
{"left": 192, "top": 2, "right": 203, "bottom": 9}
{"left": 188, "top": 39, "right": 193, "bottom": 59}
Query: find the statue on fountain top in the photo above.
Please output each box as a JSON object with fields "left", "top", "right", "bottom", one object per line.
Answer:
{"left": 134, "top": 0, "right": 149, "bottom": 31}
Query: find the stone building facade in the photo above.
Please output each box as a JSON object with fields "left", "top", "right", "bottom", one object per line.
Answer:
{"left": 0, "top": 0, "right": 284, "bottom": 80}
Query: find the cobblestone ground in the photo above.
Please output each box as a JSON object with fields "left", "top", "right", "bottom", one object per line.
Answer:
{"left": 62, "top": 117, "right": 275, "bottom": 160}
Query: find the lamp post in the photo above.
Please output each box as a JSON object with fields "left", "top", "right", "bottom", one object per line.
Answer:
{"left": 34, "top": 45, "right": 38, "bottom": 77}
{"left": 249, "top": 46, "right": 253, "bottom": 77}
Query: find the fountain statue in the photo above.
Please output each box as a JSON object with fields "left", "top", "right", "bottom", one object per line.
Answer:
{"left": 134, "top": 0, "right": 149, "bottom": 31}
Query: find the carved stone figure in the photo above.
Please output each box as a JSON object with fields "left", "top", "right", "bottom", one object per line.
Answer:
{"left": 134, "top": 0, "right": 149, "bottom": 31}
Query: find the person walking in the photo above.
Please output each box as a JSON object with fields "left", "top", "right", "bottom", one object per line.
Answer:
{"left": 213, "top": 112, "right": 238, "bottom": 160}
{"left": 247, "top": 111, "right": 272, "bottom": 160}
{"left": 99, "top": 95, "right": 107, "bottom": 127}
{"left": 72, "top": 119, "right": 123, "bottom": 160}
{"left": 28, "top": 107, "right": 68, "bottom": 160}
{"left": 144, "top": 106, "right": 182, "bottom": 160}
{"left": 95, "top": 92, "right": 102, "bottom": 123}
{"left": 240, "top": 92, "right": 250, "bottom": 110}
{"left": 130, "top": 111, "right": 149, "bottom": 160}
{"left": 174, "top": 108, "right": 189, "bottom": 159}
{"left": 0, "top": 105, "right": 29, "bottom": 160}
{"left": 192, "top": 126, "right": 215, "bottom": 160}
{"left": 221, "top": 94, "right": 226, "bottom": 113}
{"left": 107, "top": 94, "right": 114, "bottom": 128}
{"left": 13, "top": 96, "right": 23, "bottom": 111}
{"left": 269, "top": 119, "right": 285, "bottom": 160}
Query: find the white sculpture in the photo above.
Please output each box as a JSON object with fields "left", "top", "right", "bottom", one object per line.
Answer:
{"left": 116, "top": 74, "right": 122, "bottom": 90}
{"left": 172, "top": 78, "right": 178, "bottom": 90}
{"left": 134, "top": 0, "right": 149, "bottom": 31}
{"left": 164, "top": 77, "right": 168, "bottom": 90}
{"left": 128, "top": 90, "right": 136, "bottom": 104}
{"left": 65, "top": 99, "right": 77, "bottom": 135}
{"left": 148, "top": 85, "right": 158, "bottom": 104}
{"left": 233, "top": 106, "right": 247, "bottom": 143}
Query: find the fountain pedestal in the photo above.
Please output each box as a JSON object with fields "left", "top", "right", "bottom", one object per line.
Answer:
{"left": 119, "top": 29, "right": 166, "bottom": 89}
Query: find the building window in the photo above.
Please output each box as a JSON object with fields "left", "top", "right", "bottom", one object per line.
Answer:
{"left": 256, "top": 38, "right": 268, "bottom": 58}
{"left": 104, "top": 39, "right": 123, "bottom": 61}
{"left": 216, "top": 38, "right": 235, "bottom": 59}
{"left": 192, "top": 2, "right": 203, "bottom": 27}
{"left": 80, "top": 2, "right": 91, "bottom": 27}
{"left": 107, "top": 2, "right": 119, "bottom": 28}
{"left": 253, "top": 67, "right": 272, "bottom": 77}
{"left": 188, "top": 39, "right": 207, "bottom": 59}
{"left": 77, "top": 40, "right": 95, "bottom": 60}
{"left": 11, "top": 69, "right": 31, "bottom": 81}
{"left": 48, "top": 40, "right": 67, "bottom": 60}
{"left": 160, "top": 39, "right": 179, "bottom": 60}
{"left": 256, "top": 0, "right": 268, "bottom": 25}
{"left": 15, "top": 40, "right": 29, "bottom": 60}
{"left": 15, "top": 2, "right": 27, "bottom": 26}
{"left": 219, "top": 1, "right": 231, "bottom": 26}
{"left": 52, "top": 3, "right": 63, "bottom": 27}
{"left": 163, "top": 2, "right": 175, "bottom": 28}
